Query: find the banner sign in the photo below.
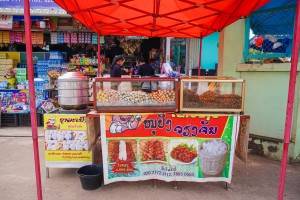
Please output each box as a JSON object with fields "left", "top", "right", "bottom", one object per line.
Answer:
{"left": 44, "top": 114, "right": 92, "bottom": 168}
{"left": 0, "top": 0, "right": 61, "bottom": 8}
{"left": 101, "top": 113, "right": 240, "bottom": 184}
{"left": 0, "top": 15, "right": 13, "bottom": 29}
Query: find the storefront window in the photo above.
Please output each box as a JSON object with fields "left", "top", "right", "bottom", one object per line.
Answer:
{"left": 170, "top": 38, "right": 186, "bottom": 73}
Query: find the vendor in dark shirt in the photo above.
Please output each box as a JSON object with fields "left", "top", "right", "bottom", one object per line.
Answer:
{"left": 110, "top": 55, "right": 125, "bottom": 77}
{"left": 130, "top": 58, "right": 140, "bottom": 75}
{"left": 137, "top": 57, "right": 154, "bottom": 77}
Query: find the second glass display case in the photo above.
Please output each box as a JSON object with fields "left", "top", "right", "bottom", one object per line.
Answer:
{"left": 180, "top": 76, "right": 245, "bottom": 113}
{"left": 93, "top": 77, "right": 179, "bottom": 112}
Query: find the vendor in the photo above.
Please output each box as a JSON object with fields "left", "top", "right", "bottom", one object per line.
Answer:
{"left": 130, "top": 58, "right": 140, "bottom": 75}
{"left": 137, "top": 57, "right": 154, "bottom": 77}
{"left": 110, "top": 55, "right": 126, "bottom": 78}
{"left": 161, "top": 62, "right": 173, "bottom": 77}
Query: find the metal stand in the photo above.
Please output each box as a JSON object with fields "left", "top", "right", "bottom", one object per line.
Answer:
{"left": 173, "top": 181, "right": 178, "bottom": 189}
{"left": 46, "top": 168, "right": 49, "bottom": 178}
{"left": 225, "top": 182, "right": 230, "bottom": 191}
{"left": 153, "top": 179, "right": 158, "bottom": 188}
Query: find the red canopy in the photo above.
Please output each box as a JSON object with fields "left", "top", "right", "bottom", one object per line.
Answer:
{"left": 53, "top": 0, "right": 269, "bottom": 38}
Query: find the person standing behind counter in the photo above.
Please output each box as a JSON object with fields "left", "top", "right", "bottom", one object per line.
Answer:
{"left": 130, "top": 58, "right": 141, "bottom": 75}
{"left": 138, "top": 58, "right": 156, "bottom": 92}
{"left": 137, "top": 57, "right": 154, "bottom": 77}
{"left": 110, "top": 55, "right": 126, "bottom": 78}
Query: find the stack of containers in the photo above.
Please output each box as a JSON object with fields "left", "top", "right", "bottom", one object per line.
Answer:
{"left": 18, "top": 63, "right": 38, "bottom": 78}
{"left": 48, "top": 59, "right": 63, "bottom": 71}
{"left": 36, "top": 60, "right": 49, "bottom": 89}
{"left": 84, "top": 33, "right": 91, "bottom": 43}
{"left": 57, "top": 32, "right": 64, "bottom": 44}
{"left": 36, "top": 32, "right": 44, "bottom": 45}
{"left": 0, "top": 31, "right": 3, "bottom": 43}
{"left": 34, "top": 78, "right": 45, "bottom": 102}
{"left": 22, "top": 32, "right": 26, "bottom": 44}
{"left": 0, "top": 53, "right": 17, "bottom": 81}
{"left": 2, "top": 31, "right": 10, "bottom": 43}
{"left": 92, "top": 33, "right": 98, "bottom": 44}
{"left": 15, "top": 68, "right": 27, "bottom": 84}
{"left": 9, "top": 32, "right": 23, "bottom": 43}
{"left": 49, "top": 51, "right": 63, "bottom": 60}
{"left": 78, "top": 33, "right": 84, "bottom": 43}
{"left": 31, "top": 32, "right": 37, "bottom": 44}
{"left": 51, "top": 32, "right": 58, "bottom": 44}
{"left": 48, "top": 52, "right": 63, "bottom": 71}
{"left": 64, "top": 32, "right": 70, "bottom": 44}
{"left": 9, "top": 32, "right": 16, "bottom": 43}
{"left": 15, "top": 32, "right": 23, "bottom": 43}
{"left": 71, "top": 33, "right": 78, "bottom": 43}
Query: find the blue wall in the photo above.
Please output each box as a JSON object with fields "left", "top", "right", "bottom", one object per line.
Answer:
{"left": 201, "top": 32, "right": 219, "bottom": 70}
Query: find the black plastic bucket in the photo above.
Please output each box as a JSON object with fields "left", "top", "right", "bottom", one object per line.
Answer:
{"left": 77, "top": 165, "right": 103, "bottom": 190}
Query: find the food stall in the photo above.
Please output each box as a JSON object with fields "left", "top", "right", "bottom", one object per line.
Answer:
{"left": 82, "top": 75, "right": 247, "bottom": 187}
{"left": 20, "top": 0, "right": 278, "bottom": 198}
{"left": 41, "top": 72, "right": 250, "bottom": 187}
{"left": 42, "top": 0, "right": 268, "bottom": 189}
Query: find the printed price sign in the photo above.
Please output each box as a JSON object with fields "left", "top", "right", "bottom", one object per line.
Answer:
{"left": 44, "top": 114, "right": 92, "bottom": 168}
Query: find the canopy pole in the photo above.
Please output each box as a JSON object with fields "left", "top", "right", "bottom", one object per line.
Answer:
{"left": 98, "top": 35, "right": 101, "bottom": 77}
{"left": 198, "top": 37, "right": 203, "bottom": 76}
{"left": 24, "top": 0, "right": 43, "bottom": 200}
{"left": 278, "top": 1, "right": 300, "bottom": 200}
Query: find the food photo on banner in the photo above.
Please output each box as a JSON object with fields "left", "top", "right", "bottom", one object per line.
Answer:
{"left": 100, "top": 113, "right": 240, "bottom": 184}
{"left": 44, "top": 114, "right": 92, "bottom": 168}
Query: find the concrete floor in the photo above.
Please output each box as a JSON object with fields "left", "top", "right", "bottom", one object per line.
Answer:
{"left": 0, "top": 127, "right": 299, "bottom": 200}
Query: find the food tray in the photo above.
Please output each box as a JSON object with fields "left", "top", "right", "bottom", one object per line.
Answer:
{"left": 180, "top": 76, "right": 245, "bottom": 113}
{"left": 94, "top": 77, "right": 179, "bottom": 113}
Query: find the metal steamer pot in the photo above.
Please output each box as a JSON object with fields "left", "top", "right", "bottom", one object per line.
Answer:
{"left": 57, "top": 72, "right": 90, "bottom": 110}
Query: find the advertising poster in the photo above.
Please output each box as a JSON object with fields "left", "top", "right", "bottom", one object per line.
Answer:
{"left": 0, "top": 15, "right": 13, "bottom": 30}
{"left": 101, "top": 113, "right": 240, "bottom": 184}
{"left": 0, "top": 89, "right": 29, "bottom": 113}
{"left": 44, "top": 114, "right": 92, "bottom": 168}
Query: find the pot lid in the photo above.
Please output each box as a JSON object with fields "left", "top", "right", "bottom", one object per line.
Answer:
{"left": 57, "top": 72, "right": 89, "bottom": 82}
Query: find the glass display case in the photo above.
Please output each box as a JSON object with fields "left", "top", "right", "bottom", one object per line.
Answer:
{"left": 93, "top": 77, "right": 179, "bottom": 112}
{"left": 180, "top": 76, "right": 245, "bottom": 113}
